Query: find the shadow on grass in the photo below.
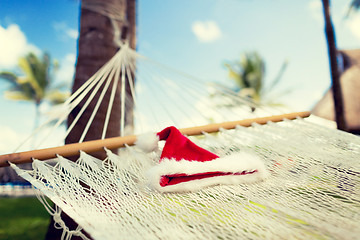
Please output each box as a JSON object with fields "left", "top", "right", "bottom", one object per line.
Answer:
{"left": 0, "top": 197, "right": 51, "bottom": 240}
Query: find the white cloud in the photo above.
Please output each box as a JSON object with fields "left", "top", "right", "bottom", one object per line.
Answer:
{"left": 0, "top": 123, "right": 68, "bottom": 154}
{"left": 65, "top": 53, "right": 76, "bottom": 63}
{"left": 309, "top": 0, "right": 322, "bottom": 11}
{"left": 66, "top": 29, "right": 79, "bottom": 39}
{"left": 308, "top": 0, "right": 323, "bottom": 22}
{"left": 53, "top": 22, "right": 79, "bottom": 40}
{"left": 0, "top": 125, "right": 29, "bottom": 154}
{"left": 192, "top": 20, "right": 222, "bottom": 43}
{"left": 56, "top": 53, "right": 76, "bottom": 85}
{"left": 0, "top": 24, "right": 40, "bottom": 68}
{"left": 346, "top": 15, "right": 360, "bottom": 40}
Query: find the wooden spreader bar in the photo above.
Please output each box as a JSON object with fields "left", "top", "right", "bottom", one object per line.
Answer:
{"left": 0, "top": 111, "right": 310, "bottom": 167}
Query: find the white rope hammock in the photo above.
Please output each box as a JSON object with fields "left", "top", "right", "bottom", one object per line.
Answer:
{"left": 2, "top": 43, "right": 359, "bottom": 239}
{"left": 10, "top": 118, "right": 360, "bottom": 240}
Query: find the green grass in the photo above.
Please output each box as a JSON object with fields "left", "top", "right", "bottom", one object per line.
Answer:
{"left": 0, "top": 197, "right": 51, "bottom": 240}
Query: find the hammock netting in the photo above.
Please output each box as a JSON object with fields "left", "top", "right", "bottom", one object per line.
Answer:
{"left": 11, "top": 118, "right": 360, "bottom": 240}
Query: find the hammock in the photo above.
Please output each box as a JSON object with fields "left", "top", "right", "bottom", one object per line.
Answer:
{"left": 1, "top": 44, "right": 359, "bottom": 239}
{"left": 8, "top": 118, "right": 360, "bottom": 240}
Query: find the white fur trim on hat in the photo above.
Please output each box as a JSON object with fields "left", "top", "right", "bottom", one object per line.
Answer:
{"left": 147, "top": 152, "right": 269, "bottom": 193}
{"left": 135, "top": 132, "right": 159, "bottom": 152}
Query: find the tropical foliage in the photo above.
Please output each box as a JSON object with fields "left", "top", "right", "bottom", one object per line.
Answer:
{"left": 224, "top": 52, "right": 265, "bottom": 103}
{"left": 0, "top": 52, "right": 70, "bottom": 128}
{"left": 213, "top": 51, "right": 288, "bottom": 111}
{"left": 347, "top": 0, "right": 360, "bottom": 15}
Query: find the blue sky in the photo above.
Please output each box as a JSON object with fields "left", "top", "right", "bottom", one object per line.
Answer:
{"left": 0, "top": 0, "right": 359, "bottom": 153}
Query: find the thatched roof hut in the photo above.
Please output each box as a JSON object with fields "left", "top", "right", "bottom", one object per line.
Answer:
{"left": 312, "top": 49, "right": 360, "bottom": 134}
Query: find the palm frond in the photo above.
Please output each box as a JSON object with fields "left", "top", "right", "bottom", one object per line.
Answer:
{"left": 263, "top": 59, "right": 289, "bottom": 94}
{"left": 4, "top": 90, "right": 33, "bottom": 101}
{"left": 18, "top": 55, "right": 44, "bottom": 100}
{"left": 347, "top": 0, "right": 360, "bottom": 16}
{"left": 45, "top": 89, "right": 70, "bottom": 105}
{"left": 0, "top": 72, "right": 19, "bottom": 86}
{"left": 222, "top": 51, "right": 288, "bottom": 109}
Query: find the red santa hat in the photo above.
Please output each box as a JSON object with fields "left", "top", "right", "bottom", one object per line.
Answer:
{"left": 135, "top": 126, "right": 268, "bottom": 193}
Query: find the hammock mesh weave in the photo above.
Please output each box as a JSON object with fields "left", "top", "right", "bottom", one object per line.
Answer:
{"left": 12, "top": 118, "right": 360, "bottom": 240}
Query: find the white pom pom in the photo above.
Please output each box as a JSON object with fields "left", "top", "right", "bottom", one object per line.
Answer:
{"left": 135, "top": 132, "right": 159, "bottom": 152}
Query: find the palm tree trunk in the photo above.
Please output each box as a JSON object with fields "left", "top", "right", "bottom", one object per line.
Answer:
{"left": 0, "top": 102, "right": 41, "bottom": 184}
{"left": 66, "top": 0, "right": 125, "bottom": 159}
{"left": 45, "top": 0, "right": 136, "bottom": 239}
{"left": 33, "top": 101, "right": 41, "bottom": 130}
{"left": 32, "top": 101, "right": 41, "bottom": 147}
{"left": 321, "top": 0, "right": 347, "bottom": 131}
{"left": 65, "top": 0, "right": 136, "bottom": 158}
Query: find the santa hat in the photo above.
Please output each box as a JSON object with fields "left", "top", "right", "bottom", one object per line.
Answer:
{"left": 135, "top": 126, "right": 268, "bottom": 193}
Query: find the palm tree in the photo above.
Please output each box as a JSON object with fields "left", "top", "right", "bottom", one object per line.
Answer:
{"left": 220, "top": 51, "right": 288, "bottom": 111}
{"left": 0, "top": 52, "right": 69, "bottom": 130}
